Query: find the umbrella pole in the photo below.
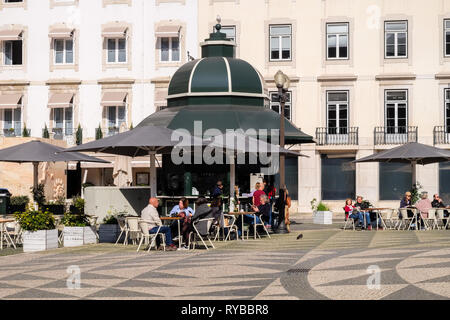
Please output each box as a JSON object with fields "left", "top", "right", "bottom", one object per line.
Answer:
{"left": 33, "top": 162, "right": 39, "bottom": 190}
{"left": 229, "top": 155, "right": 236, "bottom": 211}
{"left": 149, "top": 151, "right": 157, "bottom": 198}
{"left": 411, "top": 160, "right": 417, "bottom": 189}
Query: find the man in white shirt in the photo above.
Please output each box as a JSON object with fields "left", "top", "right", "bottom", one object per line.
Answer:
{"left": 141, "top": 197, "right": 177, "bottom": 251}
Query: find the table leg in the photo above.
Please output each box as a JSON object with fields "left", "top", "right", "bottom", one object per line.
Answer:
{"left": 0, "top": 223, "right": 3, "bottom": 250}
{"left": 241, "top": 215, "right": 244, "bottom": 240}
{"left": 254, "top": 215, "right": 256, "bottom": 240}
{"left": 178, "top": 219, "right": 181, "bottom": 249}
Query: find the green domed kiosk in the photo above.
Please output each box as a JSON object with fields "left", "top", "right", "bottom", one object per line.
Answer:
{"left": 137, "top": 21, "right": 313, "bottom": 198}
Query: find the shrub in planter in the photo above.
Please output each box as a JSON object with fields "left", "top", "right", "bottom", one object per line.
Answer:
{"left": 311, "top": 199, "right": 333, "bottom": 225}
{"left": 9, "top": 195, "right": 29, "bottom": 214}
{"left": 15, "top": 210, "right": 58, "bottom": 252}
{"left": 62, "top": 213, "right": 96, "bottom": 247}
{"left": 69, "top": 196, "right": 85, "bottom": 215}
{"left": 98, "top": 213, "right": 120, "bottom": 243}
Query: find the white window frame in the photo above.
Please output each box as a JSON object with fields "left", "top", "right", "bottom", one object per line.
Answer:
{"left": 2, "top": 104, "right": 22, "bottom": 136}
{"left": 385, "top": 89, "right": 408, "bottom": 133}
{"left": 445, "top": 19, "right": 450, "bottom": 57}
{"left": 445, "top": 88, "right": 450, "bottom": 132}
{"left": 326, "top": 23, "right": 349, "bottom": 60}
{"left": 53, "top": 106, "right": 73, "bottom": 136}
{"left": 214, "top": 25, "right": 236, "bottom": 42}
{"left": 106, "top": 38, "right": 127, "bottom": 64}
{"left": 269, "top": 91, "right": 292, "bottom": 121}
{"left": 53, "top": 38, "right": 74, "bottom": 65}
{"left": 384, "top": 21, "right": 408, "bottom": 59}
{"left": 326, "top": 91, "right": 349, "bottom": 134}
{"left": 106, "top": 105, "right": 127, "bottom": 133}
{"left": 159, "top": 37, "right": 180, "bottom": 63}
{"left": 269, "top": 24, "right": 292, "bottom": 62}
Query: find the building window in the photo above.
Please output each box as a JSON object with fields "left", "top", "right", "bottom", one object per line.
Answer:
{"left": 54, "top": 39, "right": 73, "bottom": 64}
{"left": 3, "top": 40, "right": 22, "bottom": 65}
{"left": 106, "top": 106, "right": 126, "bottom": 135}
{"left": 326, "top": 23, "right": 349, "bottom": 60}
{"left": 327, "top": 91, "right": 348, "bottom": 134}
{"left": 53, "top": 107, "right": 73, "bottom": 138}
{"left": 160, "top": 37, "right": 180, "bottom": 62}
{"left": 270, "top": 91, "right": 291, "bottom": 120}
{"left": 4, "top": 0, "right": 24, "bottom": 2}
{"left": 3, "top": 107, "right": 21, "bottom": 137}
{"left": 385, "top": 90, "right": 408, "bottom": 133}
{"left": 215, "top": 25, "right": 236, "bottom": 42}
{"left": 446, "top": 89, "right": 450, "bottom": 132}
{"left": 445, "top": 20, "right": 450, "bottom": 57}
{"left": 321, "top": 155, "right": 355, "bottom": 201}
{"left": 439, "top": 162, "right": 450, "bottom": 203}
{"left": 385, "top": 21, "right": 407, "bottom": 58}
{"left": 107, "top": 38, "right": 126, "bottom": 63}
{"left": 269, "top": 25, "right": 291, "bottom": 61}
{"left": 379, "top": 162, "right": 412, "bottom": 200}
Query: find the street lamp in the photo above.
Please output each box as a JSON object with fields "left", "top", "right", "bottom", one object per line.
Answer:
{"left": 274, "top": 70, "right": 290, "bottom": 234}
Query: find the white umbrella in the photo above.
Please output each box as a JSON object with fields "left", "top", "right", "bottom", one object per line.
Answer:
{"left": 112, "top": 123, "right": 133, "bottom": 187}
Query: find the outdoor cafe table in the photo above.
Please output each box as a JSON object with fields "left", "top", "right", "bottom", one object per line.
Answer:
{"left": 160, "top": 216, "right": 183, "bottom": 249}
{"left": 361, "top": 208, "right": 390, "bottom": 230}
{"left": 227, "top": 212, "right": 259, "bottom": 240}
{"left": 0, "top": 219, "right": 16, "bottom": 250}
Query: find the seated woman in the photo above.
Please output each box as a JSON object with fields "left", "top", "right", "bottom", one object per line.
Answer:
{"left": 399, "top": 191, "right": 414, "bottom": 220}
{"left": 210, "top": 197, "right": 223, "bottom": 224}
{"left": 251, "top": 194, "right": 271, "bottom": 229}
{"left": 180, "top": 197, "right": 214, "bottom": 248}
{"left": 169, "top": 198, "right": 194, "bottom": 241}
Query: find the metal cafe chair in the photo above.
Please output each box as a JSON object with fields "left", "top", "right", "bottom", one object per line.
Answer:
{"left": 188, "top": 218, "right": 216, "bottom": 251}
{"left": 137, "top": 221, "right": 165, "bottom": 252}
{"left": 114, "top": 217, "right": 129, "bottom": 245}
{"left": 252, "top": 215, "right": 271, "bottom": 239}
{"left": 435, "top": 209, "right": 446, "bottom": 230}
{"left": 125, "top": 217, "right": 140, "bottom": 245}
{"left": 426, "top": 209, "right": 437, "bottom": 230}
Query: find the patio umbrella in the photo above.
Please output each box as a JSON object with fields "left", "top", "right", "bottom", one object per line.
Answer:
{"left": 204, "top": 131, "right": 308, "bottom": 202}
{"left": 353, "top": 142, "right": 450, "bottom": 187}
{"left": 112, "top": 124, "right": 133, "bottom": 187}
{"left": 64, "top": 125, "right": 204, "bottom": 197}
{"left": 0, "top": 140, "right": 109, "bottom": 189}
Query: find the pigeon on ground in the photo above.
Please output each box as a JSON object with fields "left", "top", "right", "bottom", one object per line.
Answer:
{"left": 297, "top": 234, "right": 303, "bottom": 240}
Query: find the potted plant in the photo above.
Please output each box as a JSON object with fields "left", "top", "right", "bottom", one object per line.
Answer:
{"left": 69, "top": 196, "right": 85, "bottom": 215}
{"left": 9, "top": 195, "right": 30, "bottom": 214}
{"left": 61, "top": 212, "right": 97, "bottom": 247}
{"left": 15, "top": 209, "right": 58, "bottom": 252}
{"left": 98, "top": 211, "right": 121, "bottom": 243}
{"left": 311, "top": 198, "right": 333, "bottom": 225}
{"left": 42, "top": 197, "right": 66, "bottom": 215}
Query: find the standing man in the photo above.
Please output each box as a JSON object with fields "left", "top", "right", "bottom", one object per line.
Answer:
{"left": 212, "top": 180, "right": 224, "bottom": 198}
{"left": 141, "top": 198, "right": 177, "bottom": 251}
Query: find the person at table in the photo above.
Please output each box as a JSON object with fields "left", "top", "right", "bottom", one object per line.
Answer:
{"left": 211, "top": 180, "right": 224, "bottom": 198}
{"left": 399, "top": 191, "right": 415, "bottom": 220}
{"left": 210, "top": 197, "right": 223, "bottom": 224}
{"left": 415, "top": 192, "right": 431, "bottom": 229}
{"left": 432, "top": 194, "right": 449, "bottom": 227}
{"left": 141, "top": 197, "right": 177, "bottom": 251}
{"left": 169, "top": 197, "right": 194, "bottom": 239}
{"left": 354, "top": 196, "right": 372, "bottom": 230}
{"left": 180, "top": 197, "right": 214, "bottom": 247}
{"left": 252, "top": 182, "right": 266, "bottom": 207}
{"left": 251, "top": 194, "right": 271, "bottom": 230}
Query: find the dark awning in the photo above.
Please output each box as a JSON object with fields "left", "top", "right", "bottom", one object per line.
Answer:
{"left": 137, "top": 105, "right": 315, "bottom": 145}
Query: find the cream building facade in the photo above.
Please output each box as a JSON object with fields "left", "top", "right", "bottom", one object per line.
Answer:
{"left": 0, "top": 0, "right": 199, "bottom": 199}
{"left": 199, "top": 0, "right": 450, "bottom": 212}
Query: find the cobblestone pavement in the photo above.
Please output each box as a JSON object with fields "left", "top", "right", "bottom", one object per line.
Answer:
{"left": 1, "top": 220, "right": 450, "bottom": 300}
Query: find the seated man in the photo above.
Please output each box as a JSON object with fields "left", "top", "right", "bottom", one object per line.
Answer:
{"left": 354, "top": 196, "right": 372, "bottom": 230}
{"left": 432, "top": 194, "right": 449, "bottom": 228}
{"left": 141, "top": 197, "right": 177, "bottom": 251}
{"left": 251, "top": 194, "right": 272, "bottom": 229}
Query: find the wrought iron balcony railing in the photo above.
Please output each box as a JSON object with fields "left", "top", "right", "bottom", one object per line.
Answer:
{"left": 433, "top": 126, "right": 450, "bottom": 145}
{"left": 374, "top": 126, "right": 418, "bottom": 145}
{"left": 2, "top": 128, "right": 27, "bottom": 137}
{"left": 315, "top": 127, "right": 359, "bottom": 146}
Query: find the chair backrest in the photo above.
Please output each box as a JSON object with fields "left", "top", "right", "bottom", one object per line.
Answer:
{"left": 126, "top": 217, "right": 140, "bottom": 232}
{"left": 383, "top": 210, "right": 392, "bottom": 220}
{"left": 194, "top": 218, "right": 214, "bottom": 236}
{"left": 88, "top": 215, "right": 98, "bottom": 226}
{"left": 427, "top": 209, "right": 436, "bottom": 219}
{"left": 138, "top": 221, "right": 150, "bottom": 236}
{"left": 436, "top": 209, "right": 445, "bottom": 219}
{"left": 399, "top": 208, "right": 408, "bottom": 217}
{"left": 117, "top": 217, "right": 126, "bottom": 230}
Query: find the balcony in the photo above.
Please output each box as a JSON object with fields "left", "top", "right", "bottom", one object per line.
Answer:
{"left": 43, "top": 127, "right": 76, "bottom": 146}
{"left": 2, "top": 128, "right": 29, "bottom": 138}
{"left": 434, "top": 126, "right": 450, "bottom": 145}
{"left": 315, "top": 127, "right": 359, "bottom": 146}
{"left": 374, "top": 126, "right": 418, "bottom": 145}
{"left": 104, "top": 127, "right": 120, "bottom": 137}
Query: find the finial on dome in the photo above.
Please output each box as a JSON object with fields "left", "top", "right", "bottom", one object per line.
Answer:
{"left": 215, "top": 15, "right": 222, "bottom": 32}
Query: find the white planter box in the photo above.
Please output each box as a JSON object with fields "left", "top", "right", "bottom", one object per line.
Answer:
{"left": 23, "top": 229, "right": 58, "bottom": 253}
{"left": 98, "top": 224, "right": 120, "bottom": 243}
{"left": 313, "top": 211, "right": 333, "bottom": 225}
{"left": 63, "top": 226, "right": 97, "bottom": 247}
